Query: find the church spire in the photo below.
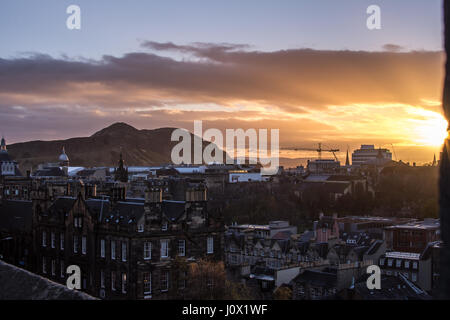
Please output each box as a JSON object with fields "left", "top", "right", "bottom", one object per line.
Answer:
{"left": 433, "top": 153, "right": 437, "bottom": 166}
{"left": 345, "top": 148, "right": 350, "bottom": 166}
{"left": 0, "top": 135, "right": 7, "bottom": 153}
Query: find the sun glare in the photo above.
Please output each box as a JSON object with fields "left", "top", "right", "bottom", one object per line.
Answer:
{"left": 413, "top": 112, "right": 448, "bottom": 146}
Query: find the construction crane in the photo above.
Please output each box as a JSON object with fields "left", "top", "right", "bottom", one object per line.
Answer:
{"left": 283, "top": 143, "right": 340, "bottom": 161}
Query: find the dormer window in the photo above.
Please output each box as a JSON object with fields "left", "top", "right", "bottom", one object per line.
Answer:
{"left": 74, "top": 217, "right": 83, "bottom": 228}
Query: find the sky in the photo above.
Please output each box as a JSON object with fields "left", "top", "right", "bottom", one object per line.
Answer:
{"left": 0, "top": 0, "right": 446, "bottom": 164}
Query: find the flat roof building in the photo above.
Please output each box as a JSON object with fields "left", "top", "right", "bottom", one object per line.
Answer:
{"left": 351, "top": 145, "right": 392, "bottom": 167}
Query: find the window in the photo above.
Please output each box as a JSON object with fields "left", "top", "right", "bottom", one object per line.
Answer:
{"left": 82, "top": 236, "right": 87, "bottom": 255}
{"left": 144, "top": 241, "right": 152, "bottom": 260}
{"left": 100, "top": 270, "right": 105, "bottom": 288}
{"left": 387, "top": 259, "right": 393, "bottom": 267}
{"left": 51, "top": 260, "right": 56, "bottom": 276}
{"left": 122, "top": 242, "right": 127, "bottom": 262}
{"left": 412, "top": 273, "right": 418, "bottom": 282}
{"left": 396, "top": 259, "right": 402, "bottom": 268}
{"left": 379, "top": 258, "right": 385, "bottom": 266}
{"left": 207, "top": 237, "right": 214, "bottom": 254}
{"left": 122, "top": 273, "right": 127, "bottom": 293}
{"left": 60, "top": 261, "right": 65, "bottom": 278}
{"left": 162, "top": 222, "right": 168, "bottom": 231}
{"left": 413, "top": 262, "right": 418, "bottom": 269}
{"left": 60, "top": 233, "right": 64, "bottom": 251}
{"left": 405, "top": 260, "right": 410, "bottom": 268}
{"left": 161, "top": 271, "right": 169, "bottom": 291}
{"left": 74, "top": 217, "right": 83, "bottom": 228}
{"left": 143, "top": 272, "right": 152, "bottom": 294}
{"left": 178, "top": 272, "right": 187, "bottom": 289}
{"left": 100, "top": 239, "right": 105, "bottom": 258}
{"left": 73, "top": 236, "right": 78, "bottom": 253}
{"left": 111, "top": 271, "right": 116, "bottom": 291}
{"left": 138, "top": 224, "right": 144, "bottom": 232}
{"left": 111, "top": 241, "right": 116, "bottom": 260}
{"left": 178, "top": 240, "right": 186, "bottom": 256}
{"left": 42, "top": 257, "right": 46, "bottom": 274}
{"left": 51, "top": 232, "right": 55, "bottom": 248}
{"left": 42, "top": 231, "right": 47, "bottom": 247}
{"left": 160, "top": 239, "right": 169, "bottom": 258}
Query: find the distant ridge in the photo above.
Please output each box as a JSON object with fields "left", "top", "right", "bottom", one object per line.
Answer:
{"left": 7, "top": 122, "right": 222, "bottom": 169}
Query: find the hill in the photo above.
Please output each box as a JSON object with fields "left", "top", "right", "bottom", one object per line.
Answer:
{"left": 7, "top": 122, "right": 221, "bottom": 170}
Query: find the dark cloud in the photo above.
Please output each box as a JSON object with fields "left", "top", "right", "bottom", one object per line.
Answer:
{"left": 382, "top": 44, "right": 405, "bottom": 52}
{"left": 0, "top": 43, "right": 443, "bottom": 111}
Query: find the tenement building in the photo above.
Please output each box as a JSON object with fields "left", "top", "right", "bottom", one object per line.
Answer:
{"left": 31, "top": 182, "right": 223, "bottom": 299}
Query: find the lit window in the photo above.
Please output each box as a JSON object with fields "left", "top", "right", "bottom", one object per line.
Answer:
{"left": 144, "top": 241, "right": 152, "bottom": 260}
{"left": 122, "top": 273, "right": 127, "bottom": 294}
{"left": 207, "top": 237, "right": 214, "bottom": 254}
{"left": 178, "top": 240, "right": 186, "bottom": 257}
{"left": 160, "top": 240, "right": 169, "bottom": 258}
{"left": 143, "top": 272, "right": 152, "bottom": 294}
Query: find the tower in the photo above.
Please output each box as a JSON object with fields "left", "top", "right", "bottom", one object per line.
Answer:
{"left": 59, "top": 146, "right": 69, "bottom": 175}
{"left": 433, "top": 154, "right": 437, "bottom": 166}
{"left": 114, "top": 149, "right": 128, "bottom": 183}
{"left": 345, "top": 148, "right": 350, "bottom": 166}
{"left": 1, "top": 136, "right": 7, "bottom": 153}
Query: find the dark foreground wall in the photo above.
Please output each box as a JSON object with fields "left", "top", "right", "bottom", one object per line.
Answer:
{"left": 0, "top": 260, "right": 95, "bottom": 300}
{"left": 439, "top": 0, "right": 450, "bottom": 300}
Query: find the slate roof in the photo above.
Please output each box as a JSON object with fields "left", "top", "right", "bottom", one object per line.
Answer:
{"left": 354, "top": 273, "right": 431, "bottom": 300}
{"left": 44, "top": 196, "right": 187, "bottom": 226}
{"left": 366, "top": 240, "right": 384, "bottom": 255}
{"left": 291, "top": 270, "right": 337, "bottom": 288}
{"left": 0, "top": 200, "right": 32, "bottom": 233}
{"left": 271, "top": 230, "right": 293, "bottom": 240}
{"left": 340, "top": 231, "right": 375, "bottom": 246}
{"left": 34, "top": 167, "right": 66, "bottom": 177}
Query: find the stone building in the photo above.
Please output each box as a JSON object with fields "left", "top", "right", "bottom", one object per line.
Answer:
{"left": 31, "top": 182, "right": 223, "bottom": 299}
